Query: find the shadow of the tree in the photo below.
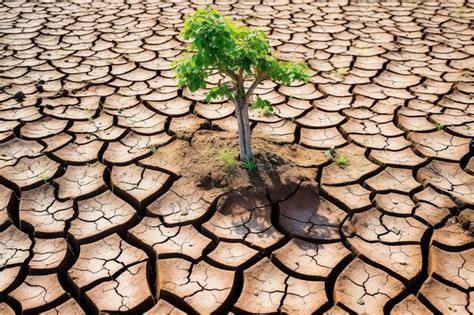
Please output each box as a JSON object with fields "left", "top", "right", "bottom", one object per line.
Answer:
{"left": 212, "top": 161, "right": 334, "bottom": 253}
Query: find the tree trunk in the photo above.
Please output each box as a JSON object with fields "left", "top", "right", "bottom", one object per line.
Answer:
{"left": 234, "top": 99, "right": 253, "bottom": 161}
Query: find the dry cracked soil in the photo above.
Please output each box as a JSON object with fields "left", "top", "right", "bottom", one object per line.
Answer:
{"left": 0, "top": 0, "right": 473, "bottom": 314}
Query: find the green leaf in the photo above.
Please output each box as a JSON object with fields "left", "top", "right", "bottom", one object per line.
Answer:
{"left": 205, "top": 84, "right": 235, "bottom": 102}
{"left": 251, "top": 96, "right": 273, "bottom": 115}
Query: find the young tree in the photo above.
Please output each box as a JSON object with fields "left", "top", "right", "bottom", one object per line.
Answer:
{"left": 173, "top": 7, "right": 310, "bottom": 162}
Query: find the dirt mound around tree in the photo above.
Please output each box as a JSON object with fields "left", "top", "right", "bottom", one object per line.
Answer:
{"left": 141, "top": 129, "right": 328, "bottom": 205}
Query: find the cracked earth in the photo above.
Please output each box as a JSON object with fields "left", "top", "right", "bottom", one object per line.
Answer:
{"left": 0, "top": 0, "right": 473, "bottom": 314}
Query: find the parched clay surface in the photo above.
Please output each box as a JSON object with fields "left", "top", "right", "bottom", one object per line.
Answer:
{"left": 0, "top": 0, "right": 473, "bottom": 314}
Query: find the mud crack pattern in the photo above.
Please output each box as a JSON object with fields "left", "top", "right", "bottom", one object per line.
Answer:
{"left": 0, "top": 0, "right": 473, "bottom": 314}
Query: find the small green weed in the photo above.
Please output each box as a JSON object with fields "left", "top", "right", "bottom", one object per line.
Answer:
{"left": 435, "top": 123, "right": 444, "bottom": 131}
{"left": 84, "top": 108, "right": 94, "bottom": 122}
{"left": 457, "top": 9, "right": 464, "bottom": 18}
{"left": 325, "top": 147, "right": 336, "bottom": 160}
{"left": 242, "top": 157, "right": 257, "bottom": 172}
{"left": 325, "top": 147, "right": 349, "bottom": 167}
{"left": 336, "top": 67, "right": 348, "bottom": 77}
{"left": 335, "top": 155, "right": 349, "bottom": 167}
{"left": 149, "top": 145, "right": 158, "bottom": 154}
{"left": 35, "top": 167, "right": 50, "bottom": 183}
{"left": 39, "top": 174, "right": 49, "bottom": 183}
{"left": 218, "top": 146, "right": 238, "bottom": 172}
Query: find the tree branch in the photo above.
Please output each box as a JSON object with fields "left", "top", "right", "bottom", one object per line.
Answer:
{"left": 244, "top": 72, "right": 266, "bottom": 105}
{"left": 225, "top": 70, "right": 239, "bottom": 82}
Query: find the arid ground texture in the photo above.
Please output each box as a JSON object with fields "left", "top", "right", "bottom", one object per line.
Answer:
{"left": 0, "top": 0, "right": 473, "bottom": 314}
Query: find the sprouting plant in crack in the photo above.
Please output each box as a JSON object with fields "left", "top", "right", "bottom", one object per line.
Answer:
{"left": 33, "top": 166, "right": 50, "bottom": 183}
{"left": 40, "top": 174, "right": 50, "bottom": 183}
{"left": 325, "top": 146, "right": 336, "bottom": 161}
{"left": 457, "top": 8, "right": 465, "bottom": 18}
{"left": 84, "top": 107, "right": 94, "bottom": 122}
{"left": 336, "top": 67, "right": 348, "bottom": 78}
{"left": 335, "top": 155, "right": 349, "bottom": 167}
{"left": 35, "top": 168, "right": 50, "bottom": 183}
{"left": 218, "top": 146, "right": 238, "bottom": 172}
{"left": 325, "top": 147, "right": 349, "bottom": 168}
{"left": 435, "top": 122, "right": 444, "bottom": 131}
{"left": 289, "top": 116, "right": 296, "bottom": 124}
{"left": 173, "top": 7, "right": 310, "bottom": 161}
{"left": 149, "top": 144, "right": 158, "bottom": 154}
{"left": 107, "top": 58, "right": 118, "bottom": 65}
{"left": 242, "top": 157, "right": 257, "bottom": 172}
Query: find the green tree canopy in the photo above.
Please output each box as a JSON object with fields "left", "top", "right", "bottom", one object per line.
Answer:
{"left": 173, "top": 7, "right": 310, "bottom": 160}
